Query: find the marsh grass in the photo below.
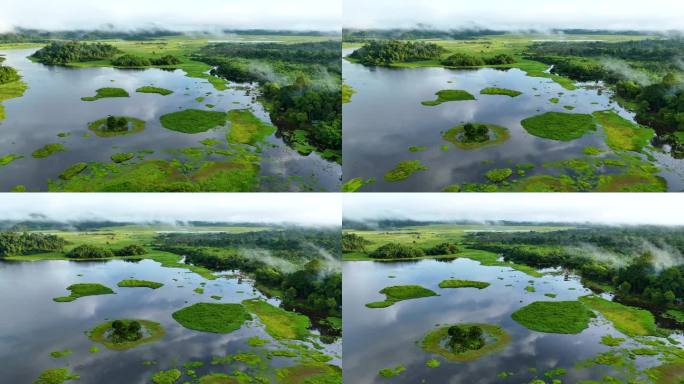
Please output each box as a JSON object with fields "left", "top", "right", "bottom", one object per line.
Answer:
{"left": 136, "top": 86, "right": 173, "bottom": 96}
{"left": 242, "top": 299, "right": 311, "bottom": 340}
{"left": 53, "top": 283, "right": 114, "bottom": 302}
{"left": 366, "top": 285, "right": 437, "bottom": 308}
{"left": 521, "top": 112, "right": 596, "bottom": 141}
{"left": 439, "top": 279, "right": 490, "bottom": 289}
{"left": 227, "top": 109, "right": 276, "bottom": 145}
{"left": 480, "top": 87, "right": 522, "bottom": 97}
{"left": 511, "top": 301, "right": 593, "bottom": 334}
{"left": 117, "top": 279, "right": 163, "bottom": 289}
{"left": 383, "top": 160, "right": 428, "bottom": 182}
{"left": 172, "top": 303, "right": 250, "bottom": 334}
{"left": 421, "top": 89, "right": 475, "bottom": 106}
{"left": 81, "top": 87, "right": 129, "bottom": 101}
{"left": 160, "top": 109, "right": 226, "bottom": 134}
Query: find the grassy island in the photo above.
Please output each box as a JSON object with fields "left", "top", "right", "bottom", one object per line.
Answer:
{"left": 521, "top": 112, "right": 596, "bottom": 141}
{"left": 33, "top": 368, "right": 80, "bottom": 384}
{"left": 151, "top": 369, "right": 181, "bottom": 384}
{"left": 226, "top": 109, "right": 276, "bottom": 145}
{"left": 32, "top": 143, "right": 66, "bottom": 159}
{"left": 421, "top": 89, "right": 475, "bottom": 106}
{"left": 480, "top": 87, "right": 522, "bottom": 97}
{"left": 111, "top": 152, "right": 135, "bottom": 163}
{"left": 81, "top": 87, "right": 129, "bottom": 101}
{"left": 242, "top": 299, "right": 311, "bottom": 340}
{"left": 384, "top": 160, "right": 428, "bottom": 182}
{"left": 439, "top": 279, "right": 490, "bottom": 289}
{"left": 443, "top": 123, "right": 510, "bottom": 150}
{"left": 511, "top": 301, "right": 593, "bottom": 334}
{"left": 276, "top": 363, "right": 342, "bottom": 384}
{"left": 172, "top": 303, "right": 250, "bottom": 334}
{"left": 421, "top": 323, "right": 511, "bottom": 362}
{"left": 136, "top": 86, "right": 173, "bottom": 96}
{"left": 341, "top": 177, "right": 376, "bottom": 192}
{"left": 592, "top": 110, "right": 653, "bottom": 152}
{"left": 88, "top": 319, "right": 165, "bottom": 350}
{"left": 366, "top": 285, "right": 437, "bottom": 308}
{"left": 0, "top": 153, "right": 23, "bottom": 166}
{"left": 117, "top": 279, "right": 164, "bottom": 289}
{"left": 88, "top": 116, "right": 145, "bottom": 137}
{"left": 160, "top": 109, "right": 227, "bottom": 134}
{"left": 53, "top": 283, "right": 114, "bottom": 302}
{"left": 579, "top": 295, "right": 657, "bottom": 337}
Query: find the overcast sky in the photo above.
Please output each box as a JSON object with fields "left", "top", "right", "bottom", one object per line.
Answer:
{"left": 0, "top": 194, "right": 341, "bottom": 226}
{"left": 344, "top": 0, "right": 684, "bottom": 31}
{"left": 344, "top": 194, "right": 684, "bottom": 226}
{"left": 0, "top": 0, "right": 341, "bottom": 32}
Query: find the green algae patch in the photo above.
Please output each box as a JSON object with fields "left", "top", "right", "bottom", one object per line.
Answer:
{"left": 160, "top": 109, "right": 227, "bottom": 134}
{"left": 50, "top": 349, "right": 72, "bottom": 358}
{"left": 409, "top": 145, "right": 427, "bottom": 152}
{"left": 111, "top": 152, "right": 135, "bottom": 163}
{"left": 601, "top": 335, "right": 626, "bottom": 347}
{"left": 596, "top": 173, "right": 667, "bottom": 192}
{"left": 117, "top": 279, "right": 163, "bottom": 289}
{"left": 247, "top": 336, "right": 269, "bottom": 347}
{"left": 0, "top": 79, "right": 28, "bottom": 122}
{"left": 525, "top": 285, "right": 536, "bottom": 292}
{"left": 593, "top": 110, "right": 653, "bottom": 152}
{"left": 485, "top": 168, "right": 513, "bottom": 183}
{"left": 579, "top": 295, "right": 657, "bottom": 337}
{"left": 89, "top": 319, "right": 164, "bottom": 351}
{"left": 0, "top": 153, "right": 22, "bottom": 166}
{"left": 366, "top": 285, "right": 437, "bottom": 308}
{"left": 276, "top": 363, "right": 342, "bottom": 384}
{"left": 88, "top": 116, "right": 145, "bottom": 137}
{"left": 443, "top": 123, "right": 510, "bottom": 150}
{"left": 136, "top": 86, "right": 173, "bottom": 96}
{"left": 439, "top": 279, "right": 490, "bottom": 289}
{"left": 422, "top": 89, "right": 475, "bottom": 106}
{"left": 341, "top": 177, "right": 375, "bottom": 192}
{"left": 511, "top": 301, "right": 593, "bottom": 334}
{"left": 198, "top": 373, "right": 239, "bottom": 384}
{"left": 53, "top": 283, "right": 114, "bottom": 302}
{"left": 426, "top": 359, "right": 441, "bottom": 368}
{"left": 521, "top": 112, "right": 596, "bottom": 141}
{"left": 342, "top": 83, "right": 356, "bottom": 104}
{"left": 242, "top": 299, "right": 311, "bottom": 340}
{"left": 384, "top": 160, "right": 428, "bottom": 182}
{"left": 549, "top": 97, "right": 560, "bottom": 104}
{"left": 480, "top": 87, "right": 522, "bottom": 97}
{"left": 378, "top": 365, "right": 406, "bottom": 378}
{"left": 32, "top": 143, "right": 66, "bottom": 159}
{"left": 151, "top": 369, "right": 181, "bottom": 384}
{"left": 59, "top": 163, "right": 88, "bottom": 180}
{"left": 33, "top": 367, "right": 80, "bottom": 384}
{"left": 226, "top": 109, "right": 276, "bottom": 145}
{"left": 172, "top": 303, "right": 250, "bottom": 334}
{"left": 583, "top": 146, "right": 603, "bottom": 156}
{"left": 81, "top": 87, "right": 129, "bottom": 101}
{"left": 421, "top": 323, "right": 511, "bottom": 362}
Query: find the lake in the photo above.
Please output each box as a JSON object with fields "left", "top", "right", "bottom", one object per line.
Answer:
{"left": 342, "top": 48, "right": 684, "bottom": 191}
{"left": 342, "top": 257, "right": 682, "bottom": 383}
{"left": 0, "top": 257, "right": 341, "bottom": 383}
{"left": 0, "top": 48, "right": 340, "bottom": 191}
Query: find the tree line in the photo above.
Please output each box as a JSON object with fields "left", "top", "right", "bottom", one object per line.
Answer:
{"left": 348, "top": 40, "right": 444, "bottom": 65}
{"left": 0, "top": 232, "right": 66, "bottom": 257}
{"left": 31, "top": 41, "right": 121, "bottom": 64}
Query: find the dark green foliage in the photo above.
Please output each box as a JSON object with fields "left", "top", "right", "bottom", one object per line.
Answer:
{"left": 0, "top": 65, "right": 20, "bottom": 85}
{"left": 66, "top": 244, "right": 114, "bottom": 259}
{"left": 110, "top": 320, "right": 143, "bottom": 343}
{"left": 462, "top": 123, "right": 489, "bottom": 143}
{"left": 31, "top": 41, "right": 120, "bottom": 64}
{"left": 0, "top": 232, "right": 65, "bottom": 257}
{"left": 349, "top": 40, "right": 444, "bottom": 65}
{"left": 150, "top": 55, "right": 181, "bottom": 65}
{"left": 0, "top": 28, "right": 181, "bottom": 43}
{"left": 343, "top": 28, "right": 506, "bottom": 42}
{"left": 112, "top": 54, "right": 151, "bottom": 67}
{"left": 441, "top": 53, "right": 484, "bottom": 67}
{"left": 369, "top": 242, "right": 426, "bottom": 259}
{"left": 104, "top": 115, "right": 129, "bottom": 132}
{"left": 342, "top": 233, "right": 371, "bottom": 253}
{"left": 447, "top": 325, "right": 485, "bottom": 353}
{"left": 115, "top": 244, "right": 146, "bottom": 256}
{"left": 426, "top": 242, "right": 459, "bottom": 255}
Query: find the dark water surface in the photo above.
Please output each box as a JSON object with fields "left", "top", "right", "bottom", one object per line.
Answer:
{"left": 343, "top": 258, "right": 680, "bottom": 383}
{"left": 0, "top": 258, "right": 341, "bottom": 383}
{"left": 342, "top": 48, "right": 684, "bottom": 191}
{"left": 0, "top": 49, "right": 340, "bottom": 191}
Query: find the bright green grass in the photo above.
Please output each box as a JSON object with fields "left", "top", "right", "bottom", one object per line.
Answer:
{"left": 111, "top": 152, "right": 135, "bottom": 163}
{"left": 0, "top": 153, "right": 23, "bottom": 166}
{"left": 480, "top": 87, "right": 522, "bottom": 97}
{"left": 438, "top": 279, "right": 490, "bottom": 289}
{"left": 53, "top": 283, "right": 114, "bottom": 302}
{"left": 421, "top": 89, "right": 475, "bottom": 106}
{"left": 549, "top": 97, "right": 560, "bottom": 104}
{"left": 172, "top": 303, "right": 250, "bottom": 334}
{"left": 242, "top": 299, "right": 311, "bottom": 340}
{"left": 33, "top": 368, "right": 80, "bottom": 384}
{"left": 379, "top": 365, "right": 406, "bottom": 378}
{"left": 421, "top": 323, "right": 511, "bottom": 362}
{"left": 663, "top": 309, "right": 684, "bottom": 325}
{"left": 596, "top": 172, "right": 667, "bottom": 192}
{"left": 384, "top": 160, "right": 428, "bottom": 182}
{"left": 341, "top": 177, "right": 375, "bottom": 192}
{"left": 276, "top": 363, "right": 342, "bottom": 384}
{"left": 160, "top": 109, "right": 227, "bottom": 134}
{"left": 136, "top": 86, "right": 173, "bottom": 96}
{"left": 32, "top": 143, "right": 66, "bottom": 158}
{"left": 151, "top": 369, "right": 181, "bottom": 384}
{"left": 511, "top": 174, "right": 579, "bottom": 192}
{"left": 579, "top": 295, "right": 657, "bottom": 337}
{"left": 521, "top": 112, "right": 596, "bottom": 141}
{"left": 583, "top": 146, "right": 603, "bottom": 155}
{"left": 426, "top": 359, "right": 441, "bottom": 368}
{"left": 88, "top": 116, "right": 145, "bottom": 137}
{"left": 593, "top": 110, "right": 654, "bottom": 152}
{"left": 81, "top": 87, "right": 129, "bottom": 101}
{"left": 0, "top": 79, "right": 28, "bottom": 121}
{"left": 227, "top": 109, "right": 276, "bottom": 145}
{"left": 117, "top": 279, "right": 163, "bottom": 289}
{"left": 485, "top": 168, "right": 513, "bottom": 182}
{"left": 366, "top": 285, "right": 437, "bottom": 308}
{"left": 89, "top": 319, "right": 165, "bottom": 350}
{"left": 511, "top": 301, "right": 593, "bottom": 334}
{"left": 442, "top": 123, "right": 510, "bottom": 150}
{"left": 342, "top": 84, "right": 355, "bottom": 104}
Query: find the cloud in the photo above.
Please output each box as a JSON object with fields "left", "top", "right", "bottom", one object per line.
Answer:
{"left": 0, "top": 193, "right": 341, "bottom": 226}
{"left": 0, "top": 0, "right": 341, "bottom": 32}
{"left": 344, "top": 0, "right": 684, "bottom": 31}
{"left": 343, "top": 193, "right": 684, "bottom": 226}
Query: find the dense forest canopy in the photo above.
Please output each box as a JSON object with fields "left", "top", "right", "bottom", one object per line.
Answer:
{"left": 0, "top": 232, "right": 65, "bottom": 257}
{"left": 0, "top": 28, "right": 181, "bottom": 43}
{"left": 348, "top": 40, "right": 445, "bottom": 65}
{"left": 31, "top": 41, "right": 121, "bottom": 64}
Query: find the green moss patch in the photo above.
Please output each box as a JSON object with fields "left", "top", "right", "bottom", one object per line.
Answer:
{"left": 485, "top": 168, "right": 513, "bottom": 182}
{"left": 409, "top": 145, "right": 427, "bottom": 152}
{"left": 366, "top": 285, "right": 437, "bottom": 308}
{"left": 646, "top": 360, "right": 684, "bottom": 384}
{"left": 579, "top": 295, "right": 657, "bottom": 337}
{"left": 242, "top": 299, "right": 311, "bottom": 340}
{"left": 422, "top": 89, "right": 475, "bottom": 106}
{"left": 0, "top": 153, "right": 22, "bottom": 166}
{"left": 136, "top": 86, "right": 173, "bottom": 96}
{"left": 58, "top": 163, "right": 88, "bottom": 181}
{"left": 50, "top": 349, "right": 72, "bottom": 358}
{"left": 81, "top": 87, "right": 129, "bottom": 101}
{"left": 439, "top": 279, "right": 490, "bottom": 289}
{"left": 342, "top": 84, "right": 355, "bottom": 104}
{"left": 160, "top": 109, "right": 227, "bottom": 134}
{"left": 596, "top": 173, "right": 667, "bottom": 192}
{"left": 378, "top": 365, "right": 406, "bottom": 378}
{"left": 421, "top": 323, "right": 511, "bottom": 362}
{"left": 110, "top": 152, "right": 135, "bottom": 163}
{"left": 426, "top": 358, "right": 441, "bottom": 368}
{"left": 53, "top": 283, "right": 114, "bottom": 302}
{"left": 88, "top": 116, "right": 145, "bottom": 137}
{"left": 341, "top": 177, "right": 375, "bottom": 192}
{"left": 521, "top": 112, "right": 596, "bottom": 141}
{"left": 151, "top": 369, "right": 181, "bottom": 384}
{"left": 276, "top": 363, "right": 342, "bottom": 384}
{"left": 172, "top": 303, "right": 250, "bottom": 334}
{"left": 384, "top": 160, "right": 428, "bottom": 182}
{"left": 33, "top": 368, "right": 80, "bottom": 384}
{"left": 227, "top": 109, "right": 276, "bottom": 145}
{"left": 593, "top": 110, "right": 653, "bottom": 152}
{"left": 89, "top": 319, "right": 164, "bottom": 350}
{"left": 32, "top": 143, "right": 66, "bottom": 158}
{"left": 511, "top": 301, "right": 593, "bottom": 334}
{"left": 117, "top": 279, "right": 163, "bottom": 289}
{"left": 443, "top": 123, "right": 510, "bottom": 150}
{"left": 480, "top": 87, "right": 522, "bottom": 97}
{"left": 601, "top": 335, "right": 626, "bottom": 347}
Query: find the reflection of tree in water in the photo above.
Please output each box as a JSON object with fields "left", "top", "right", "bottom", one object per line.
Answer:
{"left": 447, "top": 325, "right": 485, "bottom": 353}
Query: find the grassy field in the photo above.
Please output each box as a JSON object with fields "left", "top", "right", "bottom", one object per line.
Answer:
{"left": 511, "top": 301, "right": 594, "bottom": 334}
{"left": 521, "top": 112, "right": 597, "bottom": 141}
{"left": 242, "top": 299, "right": 311, "bottom": 341}
{"left": 160, "top": 109, "right": 227, "bottom": 134}
{"left": 579, "top": 295, "right": 657, "bottom": 337}
{"left": 172, "top": 303, "right": 251, "bottom": 333}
